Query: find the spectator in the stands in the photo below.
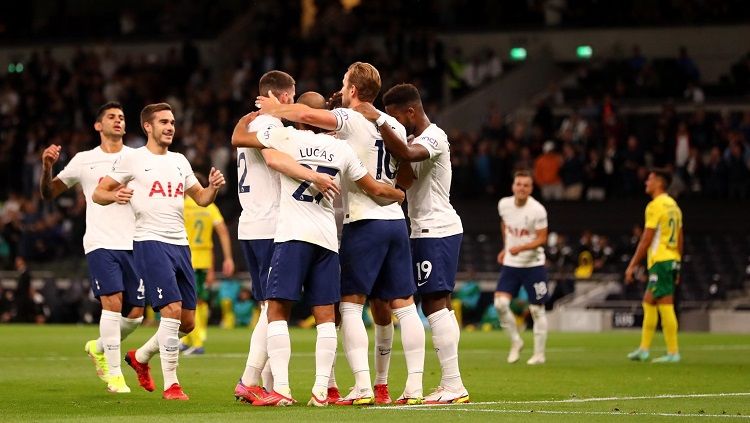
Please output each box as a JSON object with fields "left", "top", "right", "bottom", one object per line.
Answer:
{"left": 534, "top": 141, "right": 564, "bottom": 200}
{"left": 620, "top": 135, "right": 646, "bottom": 196}
{"left": 560, "top": 143, "right": 585, "bottom": 200}
{"left": 703, "top": 146, "right": 729, "bottom": 198}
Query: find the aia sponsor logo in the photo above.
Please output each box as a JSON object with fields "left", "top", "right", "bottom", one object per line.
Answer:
{"left": 507, "top": 226, "right": 530, "bottom": 237}
{"left": 149, "top": 181, "right": 184, "bottom": 197}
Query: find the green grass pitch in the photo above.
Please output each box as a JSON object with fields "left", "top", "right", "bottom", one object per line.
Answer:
{"left": 0, "top": 324, "right": 748, "bottom": 422}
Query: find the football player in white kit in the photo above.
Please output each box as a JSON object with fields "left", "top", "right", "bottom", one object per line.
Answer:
{"left": 94, "top": 102, "right": 226, "bottom": 400}
{"left": 228, "top": 92, "right": 404, "bottom": 407}
{"left": 256, "top": 63, "right": 426, "bottom": 405}
{"left": 232, "top": 70, "right": 340, "bottom": 403}
{"left": 495, "top": 170, "right": 550, "bottom": 365}
{"left": 40, "top": 102, "right": 144, "bottom": 394}
{"left": 355, "top": 83, "right": 469, "bottom": 404}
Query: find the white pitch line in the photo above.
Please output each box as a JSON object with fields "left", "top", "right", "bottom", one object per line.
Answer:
{"left": 375, "top": 392, "right": 750, "bottom": 410}
{"left": 376, "top": 407, "right": 750, "bottom": 419}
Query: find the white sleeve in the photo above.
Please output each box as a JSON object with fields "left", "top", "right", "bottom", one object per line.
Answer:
{"left": 261, "top": 127, "right": 299, "bottom": 157}
{"left": 181, "top": 155, "right": 199, "bottom": 190}
{"left": 107, "top": 151, "right": 133, "bottom": 184}
{"left": 343, "top": 144, "right": 369, "bottom": 182}
{"left": 413, "top": 135, "right": 441, "bottom": 159}
{"left": 535, "top": 206, "right": 548, "bottom": 230}
{"left": 56, "top": 154, "right": 81, "bottom": 188}
{"left": 331, "top": 108, "right": 352, "bottom": 136}
{"left": 497, "top": 199, "right": 504, "bottom": 219}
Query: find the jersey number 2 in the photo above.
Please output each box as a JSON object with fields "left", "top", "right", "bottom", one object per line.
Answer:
{"left": 238, "top": 152, "right": 250, "bottom": 193}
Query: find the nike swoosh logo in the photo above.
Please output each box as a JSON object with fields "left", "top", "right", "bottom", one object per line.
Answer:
{"left": 136, "top": 295, "right": 145, "bottom": 300}
{"left": 417, "top": 280, "right": 428, "bottom": 287}
{"left": 144, "top": 168, "right": 152, "bottom": 171}
{"left": 379, "top": 351, "right": 390, "bottom": 356}
{"left": 89, "top": 166, "right": 95, "bottom": 169}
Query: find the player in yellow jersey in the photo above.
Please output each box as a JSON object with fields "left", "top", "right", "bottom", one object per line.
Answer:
{"left": 181, "top": 174, "right": 235, "bottom": 354}
{"left": 625, "top": 169, "right": 683, "bottom": 363}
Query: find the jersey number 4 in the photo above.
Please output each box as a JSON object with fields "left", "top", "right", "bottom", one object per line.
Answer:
{"left": 293, "top": 165, "right": 339, "bottom": 203}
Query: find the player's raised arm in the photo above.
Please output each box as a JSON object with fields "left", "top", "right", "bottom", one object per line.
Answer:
{"left": 257, "top": 91, "right": 338, "bottom": 131}
{"left": 93, "top": 176, "right": 132, "bottom": 205}
{"left": 354, "top": 102, "right": 429, "bottom": 163}
{"left": 231, "top": 112, "right": 265, "bottom": 148}
{"left": 186, "top": 167, "right": 226, "bottom": 207}
{"left": 354, "top": 173, "right": 405, "bottom": 205}
{"left": 39, "top": 145, "right": 71, "bottom": 200}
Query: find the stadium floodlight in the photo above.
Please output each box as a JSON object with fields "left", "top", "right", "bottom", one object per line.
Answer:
{"left": 15, "top": 63, "right": 24, "bottom": 72}
{"left": 8, "top": 63, "right": 15, "bottom": 73}
{"left": 509, "top": 47, "right": 527, "bottom": 61}
{"left": 576, "top": 45, "right": 593, "bottom": 59}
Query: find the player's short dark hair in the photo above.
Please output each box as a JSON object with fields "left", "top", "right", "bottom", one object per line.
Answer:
{"left": 346, "top": 62, "right": 381, "bottom": 103}
{"left": 650, "top": 168, "right": 673, "bottom": 188}
{"left": 140, "top": 103, "right": 172, "bottom": 133}
{"left": 382, "top": 83, "right": 422, "bottom": 109}
{"left": 514, "top": 169, "right": 534, "bottom": 181}
{"left": 96, "top": 101, "right": 123, "bottom": 122}
{"left": 259, "top": 70, "right": 295, "bottom": 98}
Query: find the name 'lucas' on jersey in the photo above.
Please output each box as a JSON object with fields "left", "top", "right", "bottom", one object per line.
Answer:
{"left": 108, "top": 146, "right": 199, "bottom": 245}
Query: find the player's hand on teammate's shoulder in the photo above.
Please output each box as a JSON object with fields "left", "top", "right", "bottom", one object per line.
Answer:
{"left": 352, "top": 102, "right": 379, "bottom": 121}
{"left": 312, "top": 174, "right": 340, "bottom": 201}
{"left": 41, "top": 145, "right": 62, "bottom": 169}
{"left": 208, "top": 167, "right": 226, "bottom": 189}
{"left": 238, "top": 111, "right": 259, "bottom": 127}
{"left": 114, "top": 185, "right": 134, "bottom": 205}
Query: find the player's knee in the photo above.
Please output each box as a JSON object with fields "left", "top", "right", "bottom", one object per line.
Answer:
{"left": 494, "top": 295, "right": 511, "bottom": 313}
{"left": 529, "top": 304, "right": 545, "bottom": 319}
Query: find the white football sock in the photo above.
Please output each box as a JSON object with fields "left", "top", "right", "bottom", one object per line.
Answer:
{"left": 394, "top": 304, "right": 425, "bottom": 397}
{"left": 120, "top": 316, "right": 143, "bottom": 341}
{"left": 494, "top": 296, "right": 521, "bottom": 342}
{"left": 267, "top": 320, "right": 291, "bottom": 397}
{"left": 242, "top": 302, "right": 269, "bottom": 386}
{"left": 328, "top": 350, "right": 338, "bottom": 389}
{"left": 340, "top": 302, "right": 371, "bottom": 391}
{"left": 157, "top": 317, "right": 182, "bottom": 390}
{"left": 427, "top": 308, "right": 463, "bottom": 391}
{"left": 529, "top": 305, "right": 548, "bottom": 356}
{"left": 313, "top": 322, "right": 337, "bottom": 399}
{"left": 100, "top": 310, "right": 122, "bottom": 376}
{"left": 373, "top": 322, "right": 393, "bottom": 385}
{"left": 261, "top": 361, "right": 274, "bottom": 392}
{"left": 135, "top": 333, "right": 160, "bottom": 364}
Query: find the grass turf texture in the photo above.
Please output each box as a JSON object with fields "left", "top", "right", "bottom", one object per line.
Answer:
{"left": 0, "top": 325, "right": 748, "bottom": 422}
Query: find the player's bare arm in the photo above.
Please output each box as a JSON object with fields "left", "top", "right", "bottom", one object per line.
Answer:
{"left": 509, "top": 227, "right": 548, "bottom": 256}
{"left": 93, "top": 176, "right": 133, "bottom": 205}
{"left": 497, "top": 222, "right": 507, "bottom": 264}
{"left": 39, "top": 145, "right": 70, "bottom": 200}
{"left": 214, "top": 221, "right": 235, "bottom": 279}
{"left": 396, "top": 162, "right": 416, "bottom": 189}
{"left": 625, "top": 228, "right": 656, "bottom": 283}
{"left": 353, "top": 103, "right": 429, "bottom": 162}
{"left": 231, "top": 113, "right": 264, "bottom": 148}
{"left": 257, "top": 91, "right": 337, "bottom": 131}
{"left": 261, "top": 149, "right": 340, "bottom": 200}
{"left": 354, "top": 173, "right": 405, "bottom": 205}
{"left": 186, "top": 167, "right": 225, "bottom": 207}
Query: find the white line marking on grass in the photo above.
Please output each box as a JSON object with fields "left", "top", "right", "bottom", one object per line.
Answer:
{"left": 375, "top": 408, "right": 750, "bottom": 419}
{"left": 374, "top": 392, "right": 750, "bottom": 409}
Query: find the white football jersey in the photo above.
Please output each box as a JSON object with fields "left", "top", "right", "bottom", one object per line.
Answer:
{"left": 56, "top": 146, "right": 135, "bottom": 254}
{"left": 237, "top": 114, "right": 282, "bottom": 240}
{"left": 259, "top": 126, "right": 368, "bottom": 252}
{"left": 498, "top": 195, "right": 548, "bottom": 267}
{"left": 407, "top": 124, "right": 463, "bottom": 238}
{"left": 331, "top": 107, "right": 406, "bottom": 223}
{"left": 108, "top": 146, "right": 199, "bottom": 245}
